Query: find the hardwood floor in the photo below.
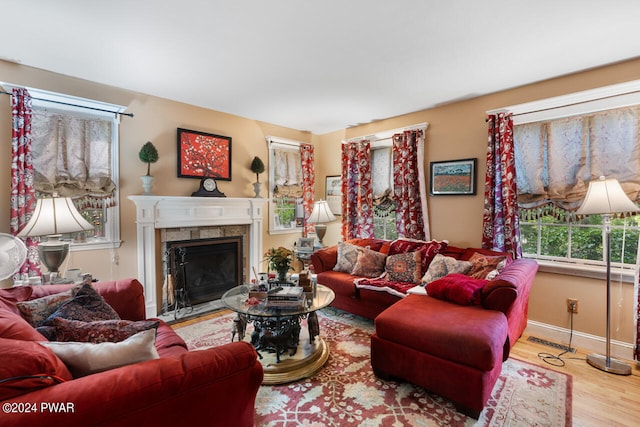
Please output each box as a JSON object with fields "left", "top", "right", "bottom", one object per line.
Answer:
{"left": 510, "top": 333, "right": 640, "bottom": 427}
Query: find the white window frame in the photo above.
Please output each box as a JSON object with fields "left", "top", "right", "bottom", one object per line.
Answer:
{"left": 4, "top": 84, "right": 124, "bottom": 251}
{"left": 267, "top": 136, "right": 304, "bottom": 235}
{"left": 489, "top": 80, "right": 640, "bottom": 282}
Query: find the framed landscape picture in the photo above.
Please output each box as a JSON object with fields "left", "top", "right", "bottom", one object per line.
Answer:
{"left": 430, "top": 158, "right": 477, "bottom": 195}
{"left": 178, "top": 128, "right": 232, "bottom": 180}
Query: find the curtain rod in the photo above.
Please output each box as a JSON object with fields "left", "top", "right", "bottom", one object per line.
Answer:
{"left": 0, "top": 90, "right": 134, "bottom": 118}
{"left": 344, "top": 122, "right": 427, "bottom": 143}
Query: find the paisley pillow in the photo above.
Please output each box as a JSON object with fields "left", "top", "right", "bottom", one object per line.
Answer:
{"left": 421, "top": 254, "right": 473, "bottom": 285}
{"left": 385, "top": 251, "right": 422, "bottom": 283}
{"left": 333, "top": 242, "right": 365, "bottom": 273}
{"left": 351, "top": 247, "right": 387, "bottom": 278}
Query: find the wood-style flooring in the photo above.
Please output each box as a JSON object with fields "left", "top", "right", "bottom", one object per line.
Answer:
{"left": 510, "top": 334, "right": 640, "bottom": 427}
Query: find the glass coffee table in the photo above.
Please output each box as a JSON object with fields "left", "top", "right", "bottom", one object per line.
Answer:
{"left": 221, "top": 284, "right": 335, "bottom": 385}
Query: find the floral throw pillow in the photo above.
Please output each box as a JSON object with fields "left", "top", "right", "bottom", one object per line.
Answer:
{"left": 385, "top": 251, "right": 422, "bottom": 283}
{"left": 351, "top": 247, "right": 387, "bottom": 278}
{"left": 421, "top": 254, "right": 473, "bottom": 285}
{"left": 333, "top": 242, "right": 365, "bottom": 273}
{"left": 51, "top": 318, "right": 160, "bottom": 343}
{"left": 16, "top": 289, "right": 76, "bottom": 327}
{"left": 466, "top": 252, "right": 507, "bottom": 280}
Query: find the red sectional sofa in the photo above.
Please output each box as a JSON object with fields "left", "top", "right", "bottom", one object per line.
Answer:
{"left": 310, "top": 238, "right": 538, "bottom": 417}
{"left": 0, "top": 278, "right": 263, "bottom": 427}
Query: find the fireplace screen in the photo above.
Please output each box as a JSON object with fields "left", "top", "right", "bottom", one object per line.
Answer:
{"left": 167, "top": 236, "right": 242, "bottom": 307}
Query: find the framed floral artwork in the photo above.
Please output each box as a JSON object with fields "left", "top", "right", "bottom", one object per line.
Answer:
{"left": 430, "top": 158, "right": 476, "bottom": 195}
{"left": 177, "top": 128, "right": 232, "bottom": 180}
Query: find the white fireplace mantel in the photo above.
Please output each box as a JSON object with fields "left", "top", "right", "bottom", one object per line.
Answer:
{"left": 128, "top": 195, "right": 267, "bottom": 317}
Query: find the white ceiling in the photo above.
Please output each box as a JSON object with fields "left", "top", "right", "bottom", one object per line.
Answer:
{"left": 2, "top": 1, "right": 639, "bottom": 134}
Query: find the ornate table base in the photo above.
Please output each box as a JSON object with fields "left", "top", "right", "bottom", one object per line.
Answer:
{"left": 232, "top": 312, "right": 329, "bottom": 384}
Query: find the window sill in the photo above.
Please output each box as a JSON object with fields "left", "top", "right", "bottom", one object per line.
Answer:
{"left": 534, "top": 259, "right": 636, "bottom": 284}
{"left": 269, "top": 228, "right": 302, "bottom": 236}
{"left": 70, "top": 240, "right": 122, "bottom": 252}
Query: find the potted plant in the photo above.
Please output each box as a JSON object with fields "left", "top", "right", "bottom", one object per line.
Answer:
{"left": 139, "top": 141, "right": 159, "bottom": 195}
{"left": 264, "top": 246, "right": 294, "bottom": 281}
{"left": 250, "top": 156, "right": 265, "bottom": 197}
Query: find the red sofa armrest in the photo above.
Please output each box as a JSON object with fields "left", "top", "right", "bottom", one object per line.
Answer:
{"left": 1, "top": 341, "right": 263, "bottom": 427}
{"left": 311, "top": 245, "right": 338, "bottom": 273}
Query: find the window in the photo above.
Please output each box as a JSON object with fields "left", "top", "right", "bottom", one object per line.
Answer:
{"left": 507, "top": 80, "right": 640, "bottom": 274}
{"left": 371, "top": 145, "right": 398, "bottom": 240}
{"left": 26, "top": 86, "right": 124, "bottom": 250}
{"left": 268, "top": 137, "right": 304, "bottom": 234}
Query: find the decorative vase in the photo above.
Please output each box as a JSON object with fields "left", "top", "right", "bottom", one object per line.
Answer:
{"left": 253, "top": 181, "right": 262, "bottom": 198}
{"left": 141, "top": 175, "right": 154, "bottom": 195}
{"left": 276, "top": 268, "right": 288, "bottom": 282}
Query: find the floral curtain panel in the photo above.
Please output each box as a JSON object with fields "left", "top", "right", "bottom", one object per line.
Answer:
{"left": 341, "top": 140, "right": 374, "bottom": 240}
{"left": 10, "top": 88, "right": 41, "bottom": 279}
{"left": 514, "top": 105, "right": 640, "bottom": 215}
{"left": 300, "top": 144, "right": 315, "bottom": 236}
{"left": 392, "top": 129, "right": 429, "bottom": 240}
{"left": 483, "top": 113, "right": 522, "bottom": 258}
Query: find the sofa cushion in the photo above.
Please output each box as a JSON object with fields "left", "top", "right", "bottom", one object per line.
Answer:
{"left": 333, "top": 241, "right": 366, "bottom": 273}
{"left": 0, "top": 286, "right": 33, "bottom": 314}
{"left": 421, "top": 254, "right": 473, "bottom": 284}
{"left": 351, "top": 247, "right": 387, "bottom": 278}
{"left": 385, "top": 251, "right": 422, "bottom": 283}
{"left": 50, "top": 318, "right": 160, "bottom": 343}
{"left": 466, "top": 252, "right": 507, "bottom": 280}
{"left": 42, "top": 283, "right": 120, "bottom": 326}
{"left": 40, "top": 329, "right": 159, "bottom": 378}
{"left": 16, "top": 288, "right": 77, "bottom": 327}
{"left": 374, "top": 294, "right": 508, "bottom": 371}
{"left": 0, "top": 337, "right": 73, "bottom": 400}
{"left": 426, "top": 274, "right": 488, "bottom": 306}
{"left": 0, "top": 310, "right": 48, "bottom": 341}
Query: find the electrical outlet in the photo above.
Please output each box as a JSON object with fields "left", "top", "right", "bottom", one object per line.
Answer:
{"left": 567, "top": 298, "right": 578, "bottom": 313}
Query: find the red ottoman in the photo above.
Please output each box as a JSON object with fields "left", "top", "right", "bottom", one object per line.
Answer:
{"left": 371, "top": 294, "right": 509, "bottom": 418}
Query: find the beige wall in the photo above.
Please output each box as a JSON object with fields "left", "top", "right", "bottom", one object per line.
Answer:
{"left": 0, "top": 60, "right": 310, "bottom": 288}
{"left": 3, "top": 57, "right": 640, "bottom": 347}
{"left": 313, "top": 57, "right": 640, "bottom": 348}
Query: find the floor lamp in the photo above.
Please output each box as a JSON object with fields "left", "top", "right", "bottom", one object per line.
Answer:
{"left": 17, "top": 194, "right": 94, "bottom": 283}
{"left": 576, "top": 176, "right": 639, "bottom": 375}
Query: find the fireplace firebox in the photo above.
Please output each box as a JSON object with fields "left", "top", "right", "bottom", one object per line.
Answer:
{"left": 166, "top": 236, "right": 243, "bottom": 307}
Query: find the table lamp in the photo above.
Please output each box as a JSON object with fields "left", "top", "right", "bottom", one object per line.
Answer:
{"left": 575, "top": 176, "right": 639, "bottom": 375}
{"left": 308, "top": 200, "right": 336, "bottom": 246}
{"left": 17, "top": 194, "right": 94, "bottom": 283}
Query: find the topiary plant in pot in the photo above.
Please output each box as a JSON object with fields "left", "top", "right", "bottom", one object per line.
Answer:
{"left": 139, "top": 141, "right": 159, "bottom": 195}
{"left": 250, "top": 156, "right": 265, "bottom": 197}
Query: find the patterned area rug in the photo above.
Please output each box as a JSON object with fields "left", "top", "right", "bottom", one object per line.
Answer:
{"left": 173, "top": 308, "right": 572, "bottom": 426}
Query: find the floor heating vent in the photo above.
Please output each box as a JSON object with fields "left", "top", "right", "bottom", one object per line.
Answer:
{"left": 527, "top": 336, "right": 576, "bottom": 353}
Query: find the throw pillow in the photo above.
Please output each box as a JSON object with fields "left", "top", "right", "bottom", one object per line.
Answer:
{"left": 351, "top": 247, "right": 387, "bottom": 278}
{"left": 52, "top": 318, "right": 160, "bottom": 343}
{"left": 16, "top": 288, "right": 76, "bottom": 327}
{"left": 333, "top": 241, "right": 365, "bottom": 273}
{"left": 466, "top": 252, "right": 507, "bottom": 280}
{"left": 40, "top": 329, "right": 159, "bottom": 378}
{"left": 41, "top": 283, "right": 120, "bottom": 326}
{"left": 426, "top": 274, "right": 488, "bottom": 306}
{"left": 388, "top": 238, "right": 448, "bottom": 273}
{"left": 421, "top": 253, "right": 473, "bottom": 284}
{"left": 385, "top": 251, "right": 422, "bottom": 283}
{"left": 0, "top": 286, "right": 33, "bottom": 314}
{"left": 0, "top": 337, "right": 72, "bottom": 400}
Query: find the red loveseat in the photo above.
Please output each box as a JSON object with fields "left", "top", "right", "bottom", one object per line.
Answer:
{"left": 311, "top": 238, "right": 538, "bottom": 417}
{"left": 0, "top": 278, "right": 263, "bottom": 427}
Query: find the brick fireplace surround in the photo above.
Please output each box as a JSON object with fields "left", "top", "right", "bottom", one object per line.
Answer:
{"left": 129, "top": 196, "right": 267, "bottom": 317}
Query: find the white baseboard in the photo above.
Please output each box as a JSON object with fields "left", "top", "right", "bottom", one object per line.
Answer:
{"left": 524, "top": 320, "right": 635, "bottom": 362}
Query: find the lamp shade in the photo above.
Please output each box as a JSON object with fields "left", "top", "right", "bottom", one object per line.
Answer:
{"left": 576, "top": 176, "right": 639, "bottom": 215}
{"left": 308, "top": 200, "right": 336, "bottom": 224}
{"left": 17, "top": 196, "right": 94, "bottom": 237}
